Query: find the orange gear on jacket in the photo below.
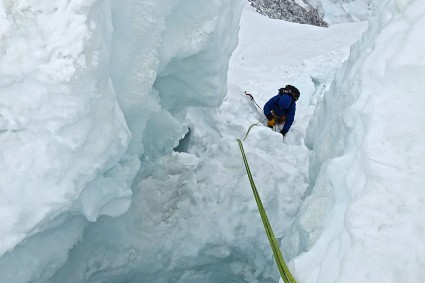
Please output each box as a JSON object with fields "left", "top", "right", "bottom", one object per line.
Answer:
{"left": 267, "top": 119, "right": 275, "bottom": 127}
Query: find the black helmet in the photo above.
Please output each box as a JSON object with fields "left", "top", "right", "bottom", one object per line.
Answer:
{"left": 285, "top": 85, "right": 300, "bottom": 101}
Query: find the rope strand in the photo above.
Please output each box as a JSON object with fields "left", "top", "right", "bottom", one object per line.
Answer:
{"left": 237, "top": 139, "right": 297, "bottom": 283}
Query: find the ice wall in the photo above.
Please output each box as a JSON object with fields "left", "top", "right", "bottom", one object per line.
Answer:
{"left": 109, "top": 0, "right": 242, "bottom": 159}
{"left": 52, "top": 1, "right": 246, "bottom": 282}
{"left": 0, "top": 1, "right": 134, "bottom": 281}
{"left": 0, "top": 0, "right": 244, "bottom": 282}
{"left": 289, "top": 0, "right": 425, "bottom": 282}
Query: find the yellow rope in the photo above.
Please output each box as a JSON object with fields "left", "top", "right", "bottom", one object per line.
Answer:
{"left": 237, "top": 139, "right": 297, "bottom": 283}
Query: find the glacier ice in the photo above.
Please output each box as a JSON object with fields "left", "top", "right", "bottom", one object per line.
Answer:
{"left": 0, "top": 0, "right": 244, "bottom": 282}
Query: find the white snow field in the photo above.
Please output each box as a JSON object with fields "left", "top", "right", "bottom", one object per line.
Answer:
{"left": 0, "top": 0, "right": 424, "bottom": 282}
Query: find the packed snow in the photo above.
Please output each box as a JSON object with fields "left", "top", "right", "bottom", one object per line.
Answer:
{"left": 292, "top": 0, "right": 425, "bottom": 282}
{"left": 306, "top": 0, "right": 378, "bottom": 24}
{"left": 1, "top": 0, "right": 425, "bottom": 283}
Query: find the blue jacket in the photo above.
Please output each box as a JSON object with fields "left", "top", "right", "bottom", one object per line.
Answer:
{"left": 263, "top": 93, "right": 296, "bottom": 132}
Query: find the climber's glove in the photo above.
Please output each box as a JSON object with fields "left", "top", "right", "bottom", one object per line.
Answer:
{"left": 267, "top": 119, "right": 275, "bottom": 128}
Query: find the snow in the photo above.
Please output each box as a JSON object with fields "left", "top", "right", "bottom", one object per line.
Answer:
{"left": 51, "top": 4, "right": 366, "bottom": 283}
{"left": 0, "top": 0, "right": 131, "bottom": 254}
{"left": 0, "top": 0, "right": 245, "bottom": 282}
{"left": 306, "top": 0, "right": 379, "bottom": 24}
{"left": 1, "top": 0, "right": 424, "bottom": 282}
{"left": 292, "top": 0, "right": 425, "bottom": 282}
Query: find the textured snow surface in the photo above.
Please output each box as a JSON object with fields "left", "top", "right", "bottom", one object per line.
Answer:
{"left": 0, "top": 0, "right": 244, "bottom": 281}
{"left": 291, "top": 0, "right": 425, "bottom": 282}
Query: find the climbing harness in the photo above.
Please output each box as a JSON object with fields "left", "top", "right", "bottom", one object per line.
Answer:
{"left": 237, "top": 139, "right": 297, "bottom": 283}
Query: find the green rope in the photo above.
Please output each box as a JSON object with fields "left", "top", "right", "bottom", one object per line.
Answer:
{"left": 242, "top": 118, "right": 267, "bottom": 141}
{"left": 237, "top": 139, "right": 297, "bottom": 283}
{"left": 243, "top": 121, "right": 262, "bottom": 141}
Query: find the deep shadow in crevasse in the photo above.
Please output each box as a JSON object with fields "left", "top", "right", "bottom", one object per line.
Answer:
{"left": 173, "top": 127, "right": 191, "bottom": 153}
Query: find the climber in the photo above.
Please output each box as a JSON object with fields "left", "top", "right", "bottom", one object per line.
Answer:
{"left": 263, "top": 85, "right": 300, "bottom": 137}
